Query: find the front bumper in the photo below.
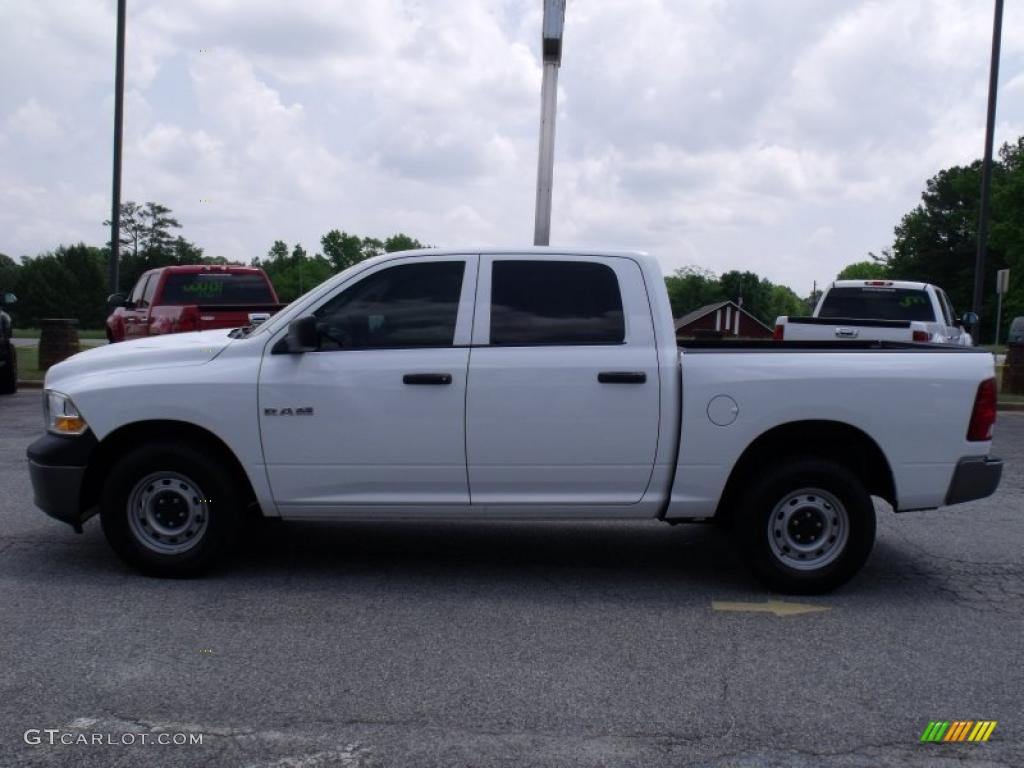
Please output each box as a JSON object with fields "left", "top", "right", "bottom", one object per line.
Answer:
{"left": 945, "top": 456, "right": 1003, "bottom": 506}
{"left": 26, "top": 431, "right": 98, "bottom": 530}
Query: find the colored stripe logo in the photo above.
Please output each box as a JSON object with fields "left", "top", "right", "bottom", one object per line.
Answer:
{"left": 920, "top": 721, "right": 997, "bottom": 742}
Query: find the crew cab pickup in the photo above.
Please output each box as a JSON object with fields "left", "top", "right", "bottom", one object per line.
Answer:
{"left": 106, "top": 265, "right": 283, "bottom": 342}
{"left": 28, "top": 249, "right": 1002, "bottom": 593}
{"left": 774, "top": 280, "right": 976, "bottom": 345}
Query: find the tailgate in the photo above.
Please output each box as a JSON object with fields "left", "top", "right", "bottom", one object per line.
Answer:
{"left": 194, "top": 304, "right": 283, "bottom": 330}
{"left": 784, "top": 317, "right": 914, "bottom": 342}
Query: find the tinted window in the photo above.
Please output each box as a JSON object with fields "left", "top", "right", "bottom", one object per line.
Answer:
{"left": 818, "top": 287, "right": 934, "bottom": 322}
{"left": 161, "top": 273, "right": 275, "bottom": 305}
{"left": 141, "top": 274, "right": 158, "bottom": 307}
{"left": 129, "top": 275, "right": 149, "bottom": 304}
{"left": 490, "top": 261, "right": 625, "bottom": 345}
{"left": 314, "top": 261, "right": 464, "bottom": 350}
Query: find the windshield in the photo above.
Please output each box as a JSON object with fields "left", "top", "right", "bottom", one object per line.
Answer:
{"left": 161, "top": 273, "right": 275, "bottom": 305}
{"left": 818, "top": 287, "right": 934, "bottom": 321}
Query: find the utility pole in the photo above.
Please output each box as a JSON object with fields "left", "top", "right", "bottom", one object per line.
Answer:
{"left": 995, "top": 268, "right": 1009, "bottom": 344}
{"left": 971, "top": 0, "right": 1004, "bottom": 343}
{"left": 109, "top": 0, "right": 127, "bottom": 293}
{"left": 533, "top": 0, "right": 566, "bottom": 246}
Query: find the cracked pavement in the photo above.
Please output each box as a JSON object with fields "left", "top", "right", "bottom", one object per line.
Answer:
{"left": 1, "top": 390, "right": 1021, "bottom": 767}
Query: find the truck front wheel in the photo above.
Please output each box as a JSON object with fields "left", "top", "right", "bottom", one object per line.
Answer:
{"left": 736, "top": 458, "right": 876, "bottom": 594}
{"left": 100, "top": 441, "right": 242, "bottom": 577}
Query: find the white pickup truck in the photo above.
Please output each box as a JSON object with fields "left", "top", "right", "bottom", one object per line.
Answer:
{"left": 774, "top": 279, "right": 976, "bottom": 345}
{"left": 28, "top": 248, "right": 1002, "bottom": 593}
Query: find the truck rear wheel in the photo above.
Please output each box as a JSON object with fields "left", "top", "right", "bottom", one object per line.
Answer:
{"left": 100, "top": 441, "right": 242, "bottom": 577}
{"left": 0, "top": 342, "right": 16, "bottom": 394}
{"left": 735, "top": 458, "right": 875, "bottom": 594}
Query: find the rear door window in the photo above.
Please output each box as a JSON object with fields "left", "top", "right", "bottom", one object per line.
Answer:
{"left": 489, "top": 261, "right": 625, "bottom": 345}
{"left": 818, "top": 287, "right": 934, "bottom": 322}
{"left": 161, "top": 273, "right": 275, "bottom": 305}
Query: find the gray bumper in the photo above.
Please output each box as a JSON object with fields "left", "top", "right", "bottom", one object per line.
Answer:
{"left": 26, "top": 430, "right": 98, "bottom": 531}
{"left": 945, "top": 456, "right": 1003, "bottom": 506}
{"left": 28, "top": 459, "right": 87, "bottom": 529}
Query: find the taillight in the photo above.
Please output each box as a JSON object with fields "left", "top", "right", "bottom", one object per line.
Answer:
{"left": 967, "top": 378, "right": 997, "bottom": 441}
{"left": 912, "top": 330, "right": 930, "bottom": 342}
{"left": 773, "top": 323, "right": 784, "bottom": 341}
{"left": 176, "top": 305, "right": 200, "bottom": 332}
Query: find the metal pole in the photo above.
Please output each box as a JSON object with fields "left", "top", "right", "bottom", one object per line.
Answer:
{"left": 533, "top": 0, "right": 565, "bottom": 247}
{"left": 109, "top": 0, "right": 126, "bottom": 293}
{"left": 533, "top": 62, "right": 559, "bottom": 246}
{"left": 995, "top": 290, "right": 1003, "bottom": 345}
{"left": 971, "top": 0, "right": 1004, "bottom": 343}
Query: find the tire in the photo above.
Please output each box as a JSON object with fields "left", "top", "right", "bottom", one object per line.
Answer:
{"left": 735, "top": 457, "right": 876, "bottom": 594}
{"left": 100, "top": 441, "right": 242, "bottom": 577}
{"left": 0, "top": 343, "right": 16, "bottom": 394}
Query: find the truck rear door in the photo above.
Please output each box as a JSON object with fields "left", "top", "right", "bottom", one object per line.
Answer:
{"left": 465, "top": 255, "right": 660, "bottom": 506}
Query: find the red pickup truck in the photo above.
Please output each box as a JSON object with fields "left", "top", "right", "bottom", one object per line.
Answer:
{"left": 106, "top": 265, "right": 283, "bottom": 343}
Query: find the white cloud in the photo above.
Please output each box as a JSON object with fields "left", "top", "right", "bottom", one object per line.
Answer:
{"left": 0, "top": 0, "right": 1022, "bottom": 293}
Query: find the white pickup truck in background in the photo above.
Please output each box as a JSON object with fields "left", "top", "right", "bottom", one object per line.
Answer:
{"left": 774, "top": 280, "right": 976, "bottom": 345}
{"left": 28, "top": 249, "right": 1002, "bottom": 593}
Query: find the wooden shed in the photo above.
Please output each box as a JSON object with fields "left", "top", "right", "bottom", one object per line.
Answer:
{"left": 674, "top": 300, "right": 773, "bottom": 340}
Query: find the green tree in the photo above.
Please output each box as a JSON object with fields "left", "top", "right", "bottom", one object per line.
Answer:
{"left": 103, "top": 201, "right": 144, "bottom": 258}
{"left": 0, "top": 253, "right": 18, "bottom": 293}
{"left": 837, "top": 260, "right": 890, "bottom": 280}
{"left": 140, "top": 202, "right": 181, "bottom": 259}
{"left": 320, "top": 230, "right": 364, "bottom": 272}
{"left": 882, "top": 143, "right": 1024, "bottom": 338}
{"left": 765, "top": 284, "right": 806, "bottom": 324}
{"left": 384, "top": 233, "right": 424, "bottom": 252}
{"left": 991, "top": 137, "right": 1024, "bottom": 324}
{"left": 664, "top": 266, "right": 724, "bottom": 317}
{"left": 719, "top": 270, "right": 774, "bottom": 324}
{"left": 15, "top": 244, "right": 107, "bottom": 326}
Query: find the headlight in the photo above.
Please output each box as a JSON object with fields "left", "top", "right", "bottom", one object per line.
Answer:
{"left": 43, "top": 390, "right": 88, "bottom": 436}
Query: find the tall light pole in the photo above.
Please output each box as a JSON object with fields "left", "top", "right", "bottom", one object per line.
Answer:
{"left": 971, "top": 0, "right": 1004, "bottom": 343}
{"left": 533, "top": 0, "right": 565, "bottom": 246}
{"left": 109, "top": 0, "right": 127, "bottom": 293}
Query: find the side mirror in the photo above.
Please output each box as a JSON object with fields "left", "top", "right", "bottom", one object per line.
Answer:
{"left": 959, "top": 311, "right": 979, "bottom": 328}
{"left": 107, "top": 292, "right": 127, "bottom": 308}
{"left": 0, "top": 292, "right": 15, "bottom": 306}
{"left": 286, "top": 315, "right": 320, "bottom": 353}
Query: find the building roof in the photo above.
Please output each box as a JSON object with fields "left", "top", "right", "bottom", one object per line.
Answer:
{"left": 673, "top": 300, "right": 772, "bottom": 331}
{"left": 673, "top": 301, "right": 731, "bottom": 329}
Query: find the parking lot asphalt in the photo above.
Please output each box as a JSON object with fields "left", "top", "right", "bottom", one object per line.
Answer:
{"left": 1, "top": 390, "right": 1022, "bottom": 767}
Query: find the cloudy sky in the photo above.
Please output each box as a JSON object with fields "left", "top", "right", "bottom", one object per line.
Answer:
{"left": 2, "top": 0, "right": 1023, "bottom": 294}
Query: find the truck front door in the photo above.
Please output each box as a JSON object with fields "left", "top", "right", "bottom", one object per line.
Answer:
{"left": 122, "top": 274, "right": 151, "bottom": 340}
{"left": 258, "top": 256, "right": 477, "bottom": 514}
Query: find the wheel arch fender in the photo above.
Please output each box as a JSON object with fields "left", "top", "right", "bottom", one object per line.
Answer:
{"left": 715, "top": 419, "right": 896, "bottom": 524}
{"left": 80, "top": 420, "right": 261, "bottom": 520}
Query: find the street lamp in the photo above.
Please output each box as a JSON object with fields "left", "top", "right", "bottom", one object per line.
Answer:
{"left": 533, "top": 0, "right": 565, "bottom": 246}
